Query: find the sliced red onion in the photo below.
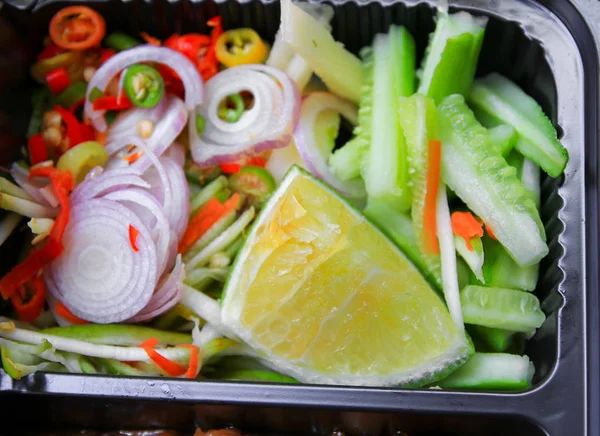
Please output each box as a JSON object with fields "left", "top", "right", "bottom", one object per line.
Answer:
{"left": 161, "top": 156, "right": 190, "bottom": 238}
{"left": 39, "top": 185, "right": 59, "bottom": 208}
{"left": 189, "top": 65, "right": 300, "bottom": 166}
{"left": 166, "top": 142, "right": 186, "bottom": 167}
{"left": 71, "top": 168, "right": 150, "bottom": 204}
{"left": 11, "top": 164, "right": 50, "bottom": 206}
{"left": 128, "top": 255, "right": 184, "bottom": 323}
{"left": 105, "top": 137, "right": 173, "bottom": 218}
{"left": 103, "top": 188, "right": 172, "bottom": 277}
{"left": 139, "top": 97, "right": 188, "bottom": 171}
{"left": 46, "top": 198, "right": 158, "bottom": 324}
{"left": 85, "top": 45, "right": 203, "bottom": 132}
{"left": 46, "top": 294, "right": 74, "bottom": 328}
{"left": 294, "top": 93, "right": 366, "bottom": 198}
{"left": 106, "top": 95, "right": 168, "bottom": 142}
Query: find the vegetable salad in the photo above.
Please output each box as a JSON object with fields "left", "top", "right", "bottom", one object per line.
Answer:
{"left": 0, "top": 0, "right": 566, "bottom": 389}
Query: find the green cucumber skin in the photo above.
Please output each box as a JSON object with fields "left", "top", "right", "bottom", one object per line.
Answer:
{"left": 41, "top": 324, "right": 192, "bottom": 346}
{"left": 488, "top": 125, "right": 517, "bottom": 157}
{"left": 482, "top": 235, "right": 538, "bottom": 292}
{"left": 460, "top": 285, "right": 545, "bottom": 332}
{"left": 437, "top": 94, "right": 548, "bottom": 267}
{"left": 438, "top": 353, "right": 532, "bottom": 391}
{"left": 468, "top": 73, "right": 568, "bottom": 177}
{"left": 360, "top": 25, "right": 416, "bottom": 212}
{"left": 422, "top": 32, "right": 484, "bottom": 104}
{"left": 468, "top": 325, "right": 514, "bottom": 352}
{"left": 418, "top": 13, "right": 486, "bottom": 104}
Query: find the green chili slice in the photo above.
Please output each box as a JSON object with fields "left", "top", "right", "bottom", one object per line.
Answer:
{"left": 123, "top": 64, "right": 164, "bottom": 108}
{"left": 56, "top": 81, "right": 87, "bottom": 108}
{"left": 196, "top": 113, "right": 206, "bottom": 135}
{"left": 217, "top": 93, "right": 245, "bottom": 123}
{"left": 104, "top": 32, "right": 141, "bottom": 51}
{"left": 88, "top": 86, "right": 104, "bottom": 103}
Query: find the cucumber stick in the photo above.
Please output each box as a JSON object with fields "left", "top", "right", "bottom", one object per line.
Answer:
{"left": 468, "top": 73, "right": 568, "bottom": 177}
{"left": 437, "top": 95, "right": 547, "bottom": 267}
{"left": 280, "top": 0, "right": 364, "bottom": 103}
{"left": 507, "top": 150, "right": 541, "bottom": 208}
{"left": 438, "top": 353, "right": 534, "bottom": 390}
{"left": 488, "top": 125, "right": 517, "bottom": 157}
{"left": 41, "top": 324, "right": 191, "bottom": 346}
{"left": 360, "top": 25, "right": 416, "bottom": 212}
{"left": 468, "top": 325, "right": 514, "bottom": 352}
{"left": 454, "top": 234, "right": 484, "bottom": 283}
{"left": 482, "top": 235, "right": 538, "bottom": 292}
{"left": 461, "top": 285, "right": 545, "bottom": 332}
{"left": 397, "top": 94, "right": 442, "bottom": 289}
{"left": 418, "top": 11, "right": 487, "bottom": 104}
{"left": 329, "top": 137, "right": 363, "bottom": 181}
{"left": 480, "top": 153, "right": 540, "bottom": 291}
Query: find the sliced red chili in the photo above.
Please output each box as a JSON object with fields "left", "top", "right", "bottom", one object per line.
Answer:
{"left": 99, "top": 48, "right": 116, "bottom": 65}
{"left": 37, "top": 44, "right": 65, "bottom": 61}
{"left": 28, "top": 134, "right": 48, "bottom": 165}
{"left": 54, "top": 106, "right": 84, "bottom": 149}
{"left": 55, "top": 301, "right": 90, "bottom": 325}
{"left": 140, "top": 338, "right": 187, "bottom": 377}
{"left": 10, "top": 275, "right": 46, "bottom": 323}
{"left": 129, "top": 224, "right": 140, "bottom": 252}
{"left": 46, "top": 68, "right": 71, "bottom": 94}
{"left": 92, "top": 95, "right": 132, "bottom": 111}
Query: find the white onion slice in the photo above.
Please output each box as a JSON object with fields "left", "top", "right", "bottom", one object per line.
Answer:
{"left": 166, "top": 142, "right": 186, "bottom": 167}
{"left": 85, "top": 45, "right": 203, "bottom": 132}
{"left": 46, "top": 198, "right": 158, "bottom": 324}
{"left": 141, "top": 97, "right": 188, "bottom": 170}
{"left": 189, "top": 64, "right": 300, "bottom": 166}
{"left": 293, "top": 92, "right": 366, "bottom": 198}
{"left": 46, "top": 294, "right": 74, "bottom": 327}
{"left": 106, "top": 95, "right": 168, "bottom": 142}
{"left": 105, "top": 137, "right": 173, "bottom": 220}
{"left": 10, "top": 164, "right": 49, "bottom": 206}
{"left": 39, "top": 185, "right": 59, "bottom": 208}
{"left": 161, "top": 156, "right": 190, "bottom": 238}
{"left": 103, "top": 188, "right": 172, "bottom": 277}
{"left": 71, "top": 168, "right": 150, "bottom": 204}
{"left": 128, "top": 255, "right": 184, "bottom": 323}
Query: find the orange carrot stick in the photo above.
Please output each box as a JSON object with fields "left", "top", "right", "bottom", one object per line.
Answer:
{"left": 178, "top": 193, "right": 241, "bottom": 254}
{"left": 451, "top": 211, "right": 484, "bottom": 251}
{"left": 423, "top": 140, "right": 442, "bottom": 254}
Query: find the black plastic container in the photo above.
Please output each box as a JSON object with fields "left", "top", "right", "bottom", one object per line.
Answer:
{"left": 0, "top": 0, "right": 598, "bottom": 434}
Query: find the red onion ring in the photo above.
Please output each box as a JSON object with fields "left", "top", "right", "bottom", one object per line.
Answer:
{"left": 294, "top": 92, "right": 366, "bottom": 198}
{"left": 85, "top": 45, "right": 203, "bottom": 132}
{"left": 166, "top": 142, "right": 186, "bottom": 167}
{"left": 11, "top": 164, "right": 50, "bottom": 206}
{"left": 161, "top": 155, "right": 190, "bottom": 238}
{"left": 106, "top": 95, "right": 169, "bottom": 142}
{"left": 189, "top": 64, "right": 300, "bottom": 166}
{"left": 127, "top": 255, "right": 184, "bottom": 323}
{"left": 105, "top": 137, "right": 173, "bottom": 219}
{"left": 103, "top": 188, "right": 172, "bottom": 277}
{"left": 71, "top": 168, "right": 150, "bottom": 204}
{"left": 46, "top": 198, "right": 158, "bottom": 324}
{"left": 39, "top": 185, "right": 59, "bottom": 208}
{"left": 140, "top": 97, "right": 188, "bottom": 170}
{"left": 46, "top": 294, "right": 74, "bottom": 327}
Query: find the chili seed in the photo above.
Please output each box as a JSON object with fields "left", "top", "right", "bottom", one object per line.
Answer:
{"left": 136, "top": 119, "right": 154, "bottom": 139}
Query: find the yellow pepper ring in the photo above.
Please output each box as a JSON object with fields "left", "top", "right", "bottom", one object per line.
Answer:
{"left": 215, "top": 28, "right": 269, "bottom": 67}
